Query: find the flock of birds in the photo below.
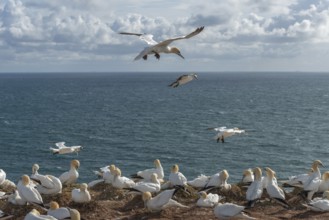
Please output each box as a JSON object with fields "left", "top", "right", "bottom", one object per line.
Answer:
{"left": 1, "top": 154, "right": 329, "bottom": 219}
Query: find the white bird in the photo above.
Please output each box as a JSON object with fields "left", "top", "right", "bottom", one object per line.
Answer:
{"left": 50, "top": 141, "right": 83, "bottom": 155}
{"left": 120, "top": 26, "right": 204, "bottom": 60}
{"left": 59, "top": 159, "right": 80, "bottom": 185}
{"left": 214, "top": 203, "right": 255, "bottom": 219}
{"left": 89, "top": 164, "right": 117, "bottom": 188}
{"left": 168, "top": 164, "right": 187, "bottom": 187}
{"left": 168, "top": 73, "right": 198, "bottom": 88}
{"left": 142, "top": 189, "right": 188, "bottom": 212}
{"left": 47, "top": 201, "right": 70, "bottom": 219}
{"left": 241, "top": 169, "right": 254, "bottom": 185}
{"left": 302, "top": 160, "right": 324, "bottom": 200}
{"left": 8, "top": 190, "right": 27, "bottom": 205}
{"left": 132, "top": 159, "right": 164, "bottom": 182}
{"left": 197, "top": 191, "right": 221, "bottom": 207}
{"left": 303, "top": 190, "right": 329, "bottom": 212}
{"left": 204, "top": 170, "right": 230, "bottom": 191}
{"left": 36, "top": 175, "right": 62, "bottom": 195}
{"left": 129, "top": 173, "right": 161, "bottom": 193}
{"left": 208, "top": 126, "right": 245, "bottom": 143}
{"left": 282, "top": 168, "right": 314, "bottom": 188}
{"left": 112, "top": 168, "right": 135, "bottom": 189}
{"left": 24, "top": 209, "right": 56, "bottom": 220}
{"left": 187, "top": 174, "right": 210, "bottom": 188}
{"left": 318, "top": 171, "right": 329, "bottom": 193}
{"left": 0, "top": 169, "right": 5, "bottom": 185}
{"left": 264, "top": 167, "right": 289, "bottom": 208}
{"left": 71, "top": 183, "right": 91, "bottom": 203}
{"left": 17, "top": 175, "right": 44, "bottom": 207}
{"left": 246, "top": 167, "right": 263, "bottom": 208}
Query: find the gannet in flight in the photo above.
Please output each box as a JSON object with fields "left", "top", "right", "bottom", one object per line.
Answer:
{"left": 168, "top": 73, "right": 198, "bottom": 88}
{"left": 50, "top": 142, "right": 83, "bottom": 155}
{"left": 120, "top": 26, "right": 204, "bottom": 60}
{"left": 207, "top": 127, "right": 245, "bottom": 143}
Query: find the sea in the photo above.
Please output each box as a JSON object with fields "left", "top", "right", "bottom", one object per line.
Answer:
{"left": 1, "top": 72, "right": 329, "bottom": 184}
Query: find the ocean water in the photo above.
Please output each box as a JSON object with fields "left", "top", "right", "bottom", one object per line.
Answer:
{"left": 1, "top": 72, "right": 329, "bottom": 184}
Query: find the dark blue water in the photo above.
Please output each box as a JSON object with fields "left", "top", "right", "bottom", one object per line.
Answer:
{"left": 1, "top": 72, "right": 329, "bottom": 184}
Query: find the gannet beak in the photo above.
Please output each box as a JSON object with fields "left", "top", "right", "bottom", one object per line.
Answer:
{"left": 177, "top": 53, "right": 184, "bottom": 59}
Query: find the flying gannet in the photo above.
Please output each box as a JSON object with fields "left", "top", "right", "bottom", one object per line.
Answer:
{"left": 168, "top": 73, "right": 198, "bottom": 88}
{"left": 50, "top": 142, "right": 83, "bottom": 155}
{"left": 120, "top": 26, "right": 204, "bottom": 60}
{"left": 207, "top": 127, "right": 245, "bottom": 143}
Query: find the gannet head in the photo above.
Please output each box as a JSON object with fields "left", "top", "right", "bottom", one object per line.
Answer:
{"left": 31, "top": 209, "right": 40, "bottom": 215}
{"left": 109, "top": 164, "right": 116, "bottom": 173}
{"left": 243, "top": 169, "right": 253, "bottom": 177}
{"left": 49, "top": 201, "right": 59, "bottom": 210}
{"left": 171, "top": 164, "right": 179, "bottom": 173}
{"left": 220, "top": 170, "right": 229, "bottom": 180}
{"left": 80, "top": 183, "right": 88, "bottom": 191}
{"left": 324, "top": 191, "right": 329, "bottom": 199}
{"left": 32, "top": 164, "right": 39, "bottom": 174}
{"left": 21, "top": 175, "right": 30, "bottom": 186}
{"left": 71, "top": 160, "right": 80, "bottom": 169}
{"left": 322, "top": 171, "right": 329, "bottom": 181}
{"left": 69, "top": 209, "right": 81, "bottom": 220}
{"left": 199, "top": 191, "right": 207, "bottom": 199}
{"left": 171, "top": 47, "right": 184, "bottom": 59}
{"left": 312, "top": 160, "right": 324, "bottom": 170}
{"left": 114, "top": 168, "right": 122, "bottom": 177}
{"left": 264, "top": 167, "right": 275, "bottom": 178}
{"left": 154, "top": 159, "right": 161, "bottom": 168}
{"left": 142, "top": 191, "right": 152, "bottom": 202}
{"left": 253, "top": 167, "right": 262, "bottom": 180}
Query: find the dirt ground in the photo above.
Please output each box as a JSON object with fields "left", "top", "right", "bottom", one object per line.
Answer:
{"left": 1, "top": 182, "right": 329, "bottom": 220}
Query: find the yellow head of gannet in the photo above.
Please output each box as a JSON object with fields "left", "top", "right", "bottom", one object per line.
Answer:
{"left": 31, "top": 209, "right": 40, "bottom": 215}
{"left": 322, "top": 171, "right": 329, "bottom": 181}
{"left": 243, "top": 169, "right": 253, "bottom": 177}
{"left": 221, "top": 170, "right": 229, "bottom": 180}
{"left": 69, "top": 209, "right": 81, "bottom": 220}
{"left": 199, "top": 191, "right": 208, "bottom": 199}
{"left": 170, "top": 47, "right": 184, "bottom": 59}
{"left": 109, "top": 164, "right": 116, "bottom": 172}
{"left": 71, "top": 160, "right": 80, "bottom": 169}
{"left": 80, "top": 183, "right": 88, "bottom": 191}
{"left": 253, "top": 167, "right": 262, "bottom": 181}
{"left": 312, "top": 160, "right": 324, "bottom": 168}
{"left": 142, "top": 191, "right": 152, "bottom": 202}
{"left": 265, "top": 167, "right": 275, "bottom": 179}
{"left": 154, "top": 159, "right": 161, "bottom": 168}
{"left": 21, "top": 175, "right": 31, "bottom": 186}
{"left": 171, "top": 164, "right": 179, "bottom": 173}
{"left": 49, "top": 201, "right": 59, "bottom": 210}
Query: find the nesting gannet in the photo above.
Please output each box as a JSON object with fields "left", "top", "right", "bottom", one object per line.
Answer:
{"left": 241, "top": 169, "right": 254, "bottom": 185}
{"left": 168, "top": 164, "right": 187, "bottom": 187}
{"left": 264, "top": 167, "right": 289, "bottom": 208}
{"left": 8, "top": 190, "right": 27, "bottom": 205}
{"left": 71, "top": 183, "right": 91, "bottom": 203}
{"left": 24, "top": 209, "right": 56, "bottom": 220}
{"left": 0, "top": 178, "right": 16, "bottom": 191}
{"left": 187, "top": 174, "right": 210, "bottom": 188}
{"left": 142, "top": 189, "right": 188, "bottom": 212}
{"left": 168, "top": 73, "right": 198, "bottom": 88}
{"left": 302, "top": 160, "right": 324, "bottom": 200}
{"left": 282, "top": 168, "right": 314, "bottom": 188}
{"left": 120, "top": 26, "right": 204, "bottom": 60}
{"left": 47, "top": 201, "right": 70, "bottom": 219}
{"left": 318, "top": 172, "right": 329, "bottom": 193}
{"left": 196, "top": 191, "right": 222, "bottom": 207}
{"left": 246, "top": 167, "right": 263, "bottom": 208}
{"left": 0, "top": 170, "right": 5, "bottom": 185}
{"left": 132, "top": 159, "right": 164, "bottom": 182}
{"left": 303, "top": 190, "right": 329, "bottom": 212}
{"left": 89, "top": 164, "right": 117, "bottom": 188}
{"left": 214, "top": 203, "right": 255, "bottom": 219}
{"left": 204, "top": 170, "right": 231, "bottom": 191}
{"left": 36, "top": 175, "right": 62, "bottom": 195}
{"left": 50, "top": 142, "right": 83, "bottom": 155}
{"left": 59, "top": 159, "right": 80, "bottom": 185}
{"left": 128, "top": 173, "right": 161, "bottom": 193}
{"left": 207, "top": 127, "right": 245, "bottom": 143}
{"left": 17, "top": 175, "right": 44, "bottom": 207}
{"left": 112, "top": 168, "right": 135, "bottom": 189}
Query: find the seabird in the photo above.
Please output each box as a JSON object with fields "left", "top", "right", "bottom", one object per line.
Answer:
{"left": 303, "top": 190, "right": 329, "bottom": 212}
{"left": 50, "top": 142, "right": 83, "bottom": 155}
{"left": 207, "top": 127, "right": 245, "bottom": 143}
{"left": 71, "top": 183, "right": 91, "bottom": 203}
{"left": 24, "top": 209, "right": 56, "bottom": 220}
{"left": 127, "top": 173, "right": 161, "bottom": 194}
{"left": 112, "top": 168, "right": 135, "bottom": 189}
{"left": 168, "top": 164, "right": 187, "bottom": 187}
{"left": 168, "top": 73, "right": 198, "bottom": 88}
{"left": 302, "top": 160, "right": 324, "bottom": 201}
{"left": 59, "top": 159, "right": 80, "bottom": 185}
{"left": 131, "top": 159, "right": 164, "bottom": 182}
{"left": 318, "top": 171, "right": 329, "bottom": 193}
{"left": 187, "top": 174, "right": 210, "bottom": 188}
{"left": 120, "top": 26, "right": 204, "bottom": 60}
{"left": 17, "top": 175, "right": 44, "bottom": 207}
{"left": 196, "top": 191, "right": 222, "bottom": 207}
{"left": 214, "top": 202, "right": 255, "bottom": 219}
{"left": 241, "top": 169, "right": 254, "bottom": 185}
{"left": 246, "top": 167, "right": 263, "bottom": 208}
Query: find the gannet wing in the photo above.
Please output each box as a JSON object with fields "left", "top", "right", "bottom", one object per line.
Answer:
{"left": 119, "top": 32, "right": 158, "bottom": 45}
{"left": 134, "top": 47, "right": 153, "bottom": 60}
{"left": 156, "top": 26, "right": 204, "bottom": 47}
{"left": 55, "top": 142, "right": 66, "bottom": 149}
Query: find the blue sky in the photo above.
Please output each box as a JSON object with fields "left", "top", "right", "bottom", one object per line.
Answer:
{"left": 1, "top": 0, "right": 329, "bottom": 72}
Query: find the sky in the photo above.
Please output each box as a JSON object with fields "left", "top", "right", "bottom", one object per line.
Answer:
{"left": 1, "top": 0, "right": 329, "bottom": 73}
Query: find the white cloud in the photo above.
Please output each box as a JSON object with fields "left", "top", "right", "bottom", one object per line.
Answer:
{"left": 1, "top": 0, "right": 329, "bottom": 72}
